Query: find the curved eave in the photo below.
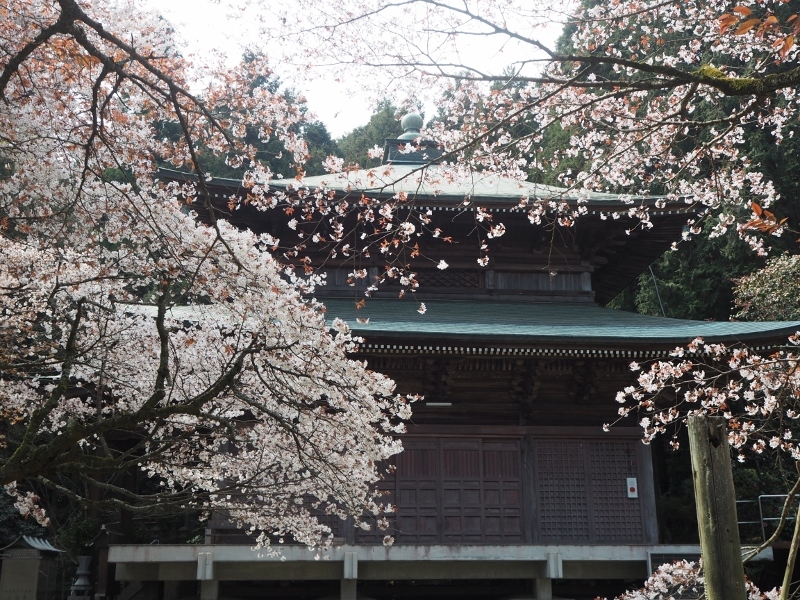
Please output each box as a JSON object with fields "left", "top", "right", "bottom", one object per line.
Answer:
{"left": 1, "top": 536, "right": 63, "bottom": 553}
{"left": 322, "top": 298, "right": 800, "bottom": 355}
{"left": 275, "top": 183, "right": 696, "bottom": 215}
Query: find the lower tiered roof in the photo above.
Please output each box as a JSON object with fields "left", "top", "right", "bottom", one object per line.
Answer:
{"left": 321, "top": 298, "right": 800, "bottom": 357}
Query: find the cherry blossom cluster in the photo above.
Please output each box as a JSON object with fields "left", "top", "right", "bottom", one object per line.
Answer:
{"left": 247, "top": 159, "right": 516, "bottom": 295}
{"left": 595, "top": 559, "right": 777, "bottom": 600}
{"left": 610, "top": 336, "right": 800, "bottom": 462}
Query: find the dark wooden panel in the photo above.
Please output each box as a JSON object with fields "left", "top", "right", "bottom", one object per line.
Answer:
{"left": 483, "top": 441, "right": 523, "bottom": 542}
{"left": 441, "top": 440, "right": 482, "bottom": 543}
{"left": 391, "top": 437, "right": 524, "bottom": 544}
{"left": 533, "top": 437, "right": 648, "bottom": 544}
{"left": 207, "top": 432, "right": 652, "bottom": 546}
{"left": 396, "top": 440, "right": 440, "bottom": 543}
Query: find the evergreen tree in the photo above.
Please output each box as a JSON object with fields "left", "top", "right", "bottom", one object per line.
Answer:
{"left": 734, "top": 253, "right": 800, "bottom": 321}
{"left": 336, "top": 100, "right": 405, "bottom": 167}
{"left": 154, "top": 56, "right": 340, "bottom": 180}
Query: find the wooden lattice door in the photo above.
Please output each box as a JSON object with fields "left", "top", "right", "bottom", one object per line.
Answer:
{"left": 534, "top": 438, "right": 646, "bottom": 543}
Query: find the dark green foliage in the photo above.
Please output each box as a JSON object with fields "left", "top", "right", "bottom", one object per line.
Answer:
{"left": 653, "top": 435, "right": 698, "bottom": 544}
{"left": 734, "top": 254, "right": 800, "bottom": 321}
{"left": 303, "top": 120, "right": 340, "bottom": 175}
{"left": 336, "top": 100, "right": 405, "bottom": 167}
{"left": 606, "top": 281, "right": 638, "bottom": 313}
{"left": 196, "top": 113, "right": 339, "bottom": 179}
{"left": 653, "top": 428, "right": 795, "bottom": 546}
{"left": 193, "top": 115, "right": 338, "bottom": 180}
{"left": 54, "top": 514, "right": 103, "bottom": 558}
{"left": 528, "top": 122, "right": 588, "bottom": 187}
{"left": 609, "top": 115, "right": 800, "bottom": 322}
{"left": 611, "top": 228, "right": 761, "bottom": 321}
{"left": 732, "top": 462, "right": 794, "bottom": 544}
{"left": 154, "top": 66, "right": 339, "bottom": 179}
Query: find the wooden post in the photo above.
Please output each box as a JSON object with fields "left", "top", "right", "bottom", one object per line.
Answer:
{"left": 688, "top": 414, "right": 747, "bottom": 600}
{"left": 779, "top": 462, "right": 800, "bottom": 600}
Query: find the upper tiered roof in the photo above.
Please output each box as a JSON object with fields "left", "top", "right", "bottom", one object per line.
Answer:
{"left": 159, "top": 164, "right": 697, "bottom": 304}
{"left": 292, "top": 163, "right": 680, "bottom": 211}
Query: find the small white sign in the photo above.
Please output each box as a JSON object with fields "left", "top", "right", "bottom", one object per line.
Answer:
{"left": 627, "top": 477, "right": 638, "bottom": 498}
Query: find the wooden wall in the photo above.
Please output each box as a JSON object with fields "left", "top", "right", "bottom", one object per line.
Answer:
{"left": 209, "top": 427, "right": 658, "bottom": 546}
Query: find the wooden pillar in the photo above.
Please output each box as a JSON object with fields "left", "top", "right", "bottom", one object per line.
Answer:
{"left": 163, "top": 580, "right": 180, "bottom": 600}
{"left": 340, "top": 579, "right": 357, "bottom": 600}
{"left": 688, "top": 414, "right": 746, "bottom": 600}
{"left": 199, "top": 580, "right": 218, "bottom": 600}
{"left": 535, "top": 577, "right": 552, "bottom": 600}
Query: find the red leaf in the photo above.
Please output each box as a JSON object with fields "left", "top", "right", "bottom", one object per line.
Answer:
{"left": 719, "top": 13, "right": 738, "bottom": 34}
{"left": 735, "top": 18, "right": 762, "bottom": 34}
{"left": 780, "top": 35, "right": 795, "bottom": 58}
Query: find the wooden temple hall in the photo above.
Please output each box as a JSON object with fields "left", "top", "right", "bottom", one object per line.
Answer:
{"left": 108, "top": 117, "right": 800, "bottom": 600}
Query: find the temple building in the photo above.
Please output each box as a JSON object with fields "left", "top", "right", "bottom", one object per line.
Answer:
{"left": 107, "top": 116, "right": 800, "bottom": 599}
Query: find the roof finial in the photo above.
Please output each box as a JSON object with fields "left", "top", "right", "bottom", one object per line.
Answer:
{"left": 382, "top": 112, "right": 440, "bottom": 164}
{"left": 397, "top": 112, "right": 424, "bottom": 140}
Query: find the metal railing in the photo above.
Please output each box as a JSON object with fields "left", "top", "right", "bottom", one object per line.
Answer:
{"left": 737, "top": 494, "right": 800, "bottom": 542}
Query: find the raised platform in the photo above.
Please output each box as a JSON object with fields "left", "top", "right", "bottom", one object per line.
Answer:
{"left": 111, "top": 541, "right": 781, "bottom": 579}
{"left": 110, "top": 543, "right": 732, "bottom": 600}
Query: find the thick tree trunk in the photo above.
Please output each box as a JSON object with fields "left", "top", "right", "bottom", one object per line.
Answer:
{"left": 688, "top": 414, "right": 747, "bottom": 600}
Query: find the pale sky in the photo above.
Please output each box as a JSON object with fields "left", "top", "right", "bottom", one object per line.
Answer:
{"left": 145, "top": 0, "right": 387, "bottom": 137}
{"left": 144, "top": 1, "right": 563, "bottom": 138}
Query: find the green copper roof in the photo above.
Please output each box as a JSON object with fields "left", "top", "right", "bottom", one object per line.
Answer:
{"left": 321, "top": 298, "right": 800, "bottom": 348}
{"left": 158, "top": 166, "right": 691, "bottom": 211}
{"left": 270, "top": 163, "right": 688, "bottom": 212}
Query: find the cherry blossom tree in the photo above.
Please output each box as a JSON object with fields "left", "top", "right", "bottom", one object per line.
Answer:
{"left": 5, "top": 0, "right": 800, "bottom": 581}
{"left": 594, "top": 559, "right": 779, "bottom": 600}
{"left": 0, "top": 0, "right": 412, "bottom": 548}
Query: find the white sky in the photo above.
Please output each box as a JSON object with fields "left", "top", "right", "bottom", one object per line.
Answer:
{"left": 147, "top": 1, "right": 372, "bottom": 137}
{"left": 145, "top": 1, "right": 563, "bottom": 138}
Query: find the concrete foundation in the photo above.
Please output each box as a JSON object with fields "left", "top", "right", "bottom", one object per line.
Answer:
{"left": 108, "top": 543, "right": 764, "bottom": 600}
